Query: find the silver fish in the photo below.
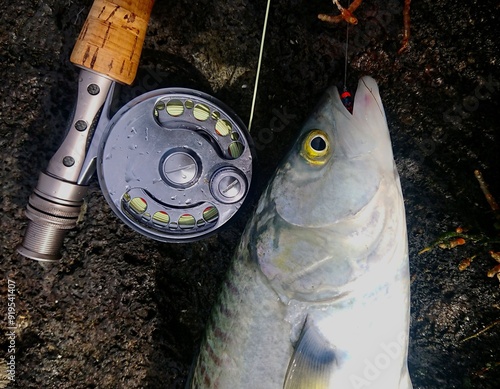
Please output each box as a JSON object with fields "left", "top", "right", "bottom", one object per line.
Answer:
{"left": 190, "top": 76, "right": 412, "bottom": 389}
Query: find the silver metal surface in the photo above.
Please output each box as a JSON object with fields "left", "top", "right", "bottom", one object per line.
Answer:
{"left": 47, "top": 70, "right": 113, "bottom": 182}
{"left": 77, "top": 81, "right": 117, "bottom": 185}
{"left": 97, "top": 88, "right": 253, "bottom": 242}
{"left": 162, "top": 151, "right": 199, "bottom": 187}
{"left": 210, "top": 167, "right": 247, "bottom": 204}
{"left": 17, "top": 70, "right": 113, "bottom": 261}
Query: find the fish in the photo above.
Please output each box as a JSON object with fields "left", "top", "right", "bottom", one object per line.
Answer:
{"left": 190, "top": 76, "right": 412, "bottom": 389}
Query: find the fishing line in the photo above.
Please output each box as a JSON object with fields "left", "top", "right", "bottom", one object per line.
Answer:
{"left": 344, "top": 5, "right": 349, "bottom": 90}
{"left": 248, "top": 0, "right": 272, "bottom": 133}
{"left": 341, "top": 0, "right": 354, "bottom": 113}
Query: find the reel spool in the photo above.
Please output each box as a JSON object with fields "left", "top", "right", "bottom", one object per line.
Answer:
{"left": 97, "top": 88, "right": 253, "bottom": 242}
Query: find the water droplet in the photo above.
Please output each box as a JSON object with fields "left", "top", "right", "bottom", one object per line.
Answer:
{"left": 128, "top": 144, "right": 138, "bottom": 150}
{"left": 171, "top": 195, "right": 177, "bottom": 200}
{"left": 127, "top": 129, "right": 137, "bottom": 139}
{"left": 105, "top": 153, "right": 112, "bottom": 160}
{"left": 185, "top": 198, "right": 192, "bottom": 204}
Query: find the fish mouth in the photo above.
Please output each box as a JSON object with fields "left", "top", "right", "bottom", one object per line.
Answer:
{"left": 332, "top": 77, "right": 394, "bottom": 167}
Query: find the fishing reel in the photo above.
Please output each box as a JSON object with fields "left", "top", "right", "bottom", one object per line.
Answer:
{"left": 18, "top": 78, "right": 253, "bottom": 261}
{"left": 97, "top": 86, "right": 253, "bottom": 242}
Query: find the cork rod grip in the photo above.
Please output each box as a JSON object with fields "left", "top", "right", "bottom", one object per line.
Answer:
{"left": 70, "top": 0, "right": 155, "bottom": 85}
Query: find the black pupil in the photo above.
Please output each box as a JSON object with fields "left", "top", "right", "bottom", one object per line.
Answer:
{"left": 310, "top": 136, "right": 326, "bottom": 152}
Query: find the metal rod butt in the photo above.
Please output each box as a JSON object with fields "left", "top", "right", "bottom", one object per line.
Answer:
{"left": 17, "top": 172, "right": 88, "bottom": 261}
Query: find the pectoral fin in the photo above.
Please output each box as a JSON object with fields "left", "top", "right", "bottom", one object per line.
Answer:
{"left": 283, "top": 319, "right": 336, "bottom": 389}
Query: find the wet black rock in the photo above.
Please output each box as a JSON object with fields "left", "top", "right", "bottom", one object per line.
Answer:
{"left": 1, "top": 0, "right": 499, "bottom": 388}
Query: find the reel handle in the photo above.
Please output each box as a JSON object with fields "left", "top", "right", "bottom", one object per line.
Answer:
{"left": 70, "top": 0, "right": 155, "bottom": 85}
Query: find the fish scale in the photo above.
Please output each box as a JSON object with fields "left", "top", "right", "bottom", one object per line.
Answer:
{"left": 191, "top": 242, "right": 294, "bottom": 388}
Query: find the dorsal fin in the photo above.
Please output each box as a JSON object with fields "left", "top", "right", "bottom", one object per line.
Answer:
{"left": 284, "top": 319, "right": 336, "bottom": 389}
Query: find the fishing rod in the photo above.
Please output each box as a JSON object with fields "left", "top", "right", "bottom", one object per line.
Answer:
{"left": 17, "top": 0, "right": 254, "bottom": 261}
{"left": 17, "top": 0, "right": 155, "bottom": 261}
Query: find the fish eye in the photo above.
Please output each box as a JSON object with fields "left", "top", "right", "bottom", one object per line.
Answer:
{"left": 300, "top": 129, "right": 331, "bottom": 165}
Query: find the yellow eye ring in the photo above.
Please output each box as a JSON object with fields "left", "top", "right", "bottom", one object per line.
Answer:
{"left": 300, "top": 130, "right": 331, "bottom": 165}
